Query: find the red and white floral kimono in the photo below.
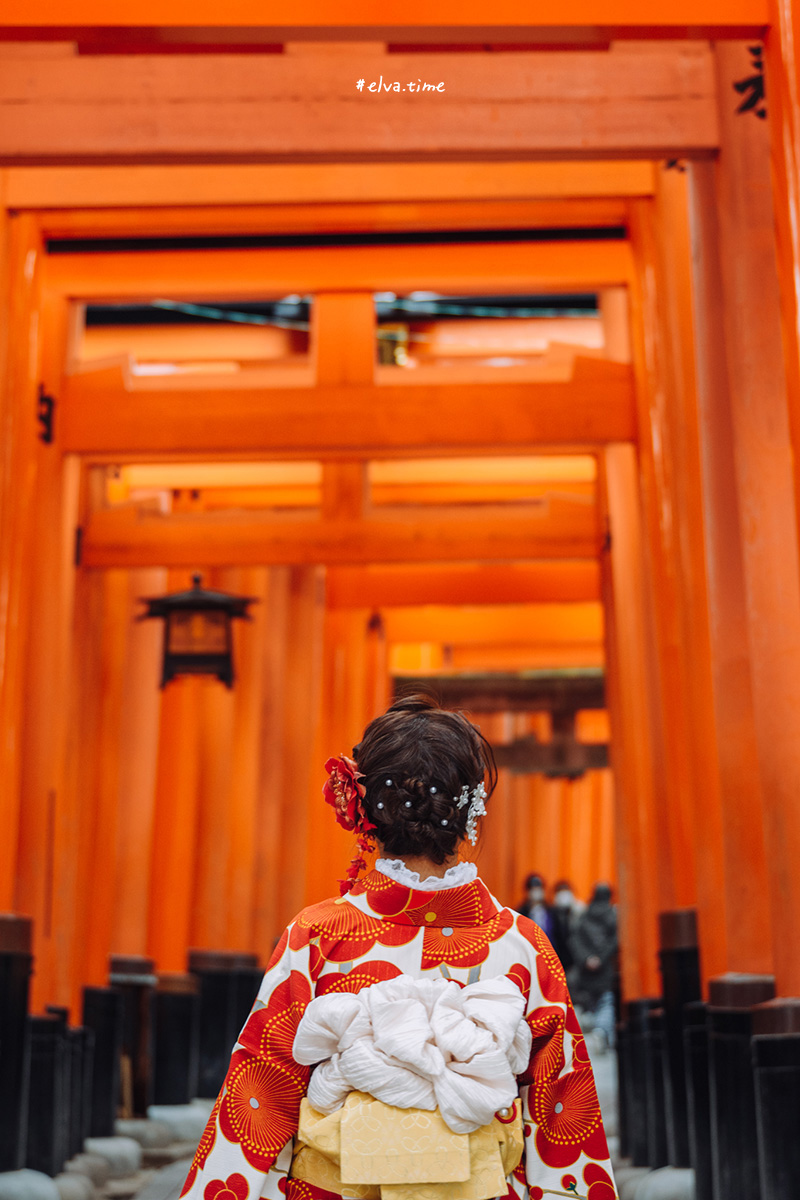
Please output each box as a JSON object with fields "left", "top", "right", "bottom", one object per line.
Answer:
{"left": 181, "top": 864, "right": 618, "bottom": 1200}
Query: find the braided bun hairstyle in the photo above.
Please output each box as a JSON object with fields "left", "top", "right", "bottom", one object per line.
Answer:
{"left": 353, "top": 694, "right": 497, "bottom": 864}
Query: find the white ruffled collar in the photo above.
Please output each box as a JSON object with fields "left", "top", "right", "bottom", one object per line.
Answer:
{"left": 375, "top": 857, "right": 478, "bottom": 891}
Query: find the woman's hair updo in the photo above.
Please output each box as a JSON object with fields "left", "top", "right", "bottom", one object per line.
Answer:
{"left": 353, "top": 694, "right": 497, "bottom": 864}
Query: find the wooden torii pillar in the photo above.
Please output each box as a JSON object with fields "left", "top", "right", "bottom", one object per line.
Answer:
{"left": 691, "top": 43, "right": 800, "bottom": 1004}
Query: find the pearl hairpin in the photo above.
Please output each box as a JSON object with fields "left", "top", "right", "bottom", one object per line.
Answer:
{"left": 430, "top": 786, "right": 437, "bottom": 794}
{"left": 405, "top": 801, "right": 412, "bottom": 808}
{"left": 453, "top": 782, "right": 488, "bottom": 845}
{"left": 441, "top": 818, "right": 448, "bottom": 826}
{"left": 377, "top": 802, "right": 384, "bottom": 809}
{"left": 385, "top": 779, "right": 393, "bottom": 787}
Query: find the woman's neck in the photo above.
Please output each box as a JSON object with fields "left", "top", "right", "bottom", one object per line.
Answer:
{"left": 379, "top": 851, "right": 460, "bottom": 879}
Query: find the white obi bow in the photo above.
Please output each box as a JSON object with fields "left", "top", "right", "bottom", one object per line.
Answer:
{"left": 293, "top": 974, "right": 532, "bottom": 1135}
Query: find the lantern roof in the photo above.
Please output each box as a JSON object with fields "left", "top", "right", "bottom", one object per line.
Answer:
{"left": 140, "top": 573, "right": 254, "bottom": 619}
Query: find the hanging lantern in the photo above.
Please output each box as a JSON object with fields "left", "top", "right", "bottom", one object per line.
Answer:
{"left": 139, "top": 574, "right": 255, "bottom": 688}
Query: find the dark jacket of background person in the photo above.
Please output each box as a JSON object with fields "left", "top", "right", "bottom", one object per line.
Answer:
{"left": 569, "top": 883, "right": 618, "bottom": 1010}
{"left": 516, "top": 872, "right": 554, "bottom": 940}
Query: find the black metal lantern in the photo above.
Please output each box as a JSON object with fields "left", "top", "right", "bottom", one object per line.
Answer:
{"left": 140, "top": 574, "right": 255, "bottom": 688}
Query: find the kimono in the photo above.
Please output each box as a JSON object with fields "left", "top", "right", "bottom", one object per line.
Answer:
{"left": 181, "top": 864, "right": 618, "bottom": 1200}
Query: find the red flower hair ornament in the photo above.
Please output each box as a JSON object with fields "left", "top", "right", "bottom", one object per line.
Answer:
{"left": 323, "top": 754, "right": 376, "bottom": 895}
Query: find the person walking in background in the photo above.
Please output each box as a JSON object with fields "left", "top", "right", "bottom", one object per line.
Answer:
{"left": 549, "top": 878, "right": 585, "bottom": 974}
{"left": 516, "top": 872, "right": 553, "bottom": 939}
{"left": 570, "top": 882, "right": 618, "bottom": 1052}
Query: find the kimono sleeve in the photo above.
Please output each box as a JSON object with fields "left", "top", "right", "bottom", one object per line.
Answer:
{"left": 507, "top": 918, "right": 619, "bottom": 1200}
{"left": 180, "top": 927, "right": 313, "bottom": 1200}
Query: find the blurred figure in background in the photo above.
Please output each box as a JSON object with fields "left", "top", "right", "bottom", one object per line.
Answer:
{"left": 549, "top": 878, "right": 585, "bottom": 974}
{"left": 570, "top": 882, "right": 618, "bottom": 1052}
{"left": 516, "top": 872, "right": 553, "bottom": 939}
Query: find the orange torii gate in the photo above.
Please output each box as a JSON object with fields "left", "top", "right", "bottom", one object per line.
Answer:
{"left": 3, "top": 15, "right": 800, "bottom": 1170}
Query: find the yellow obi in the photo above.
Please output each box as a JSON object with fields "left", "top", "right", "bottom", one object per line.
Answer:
{"left": 291, "top": 1092, "right": 524, "bottom": 1200}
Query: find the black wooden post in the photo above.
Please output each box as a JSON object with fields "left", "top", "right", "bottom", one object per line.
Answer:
{"left": 626, "top": 997, "right": 662, "bottom": 1167}
{"left": 683, "top": 1001, "right": 713, "bottom": 1200}
{"left": 751, "top": 997, "right": 800, "bottom": 1200}
{"left": 616, "top": 1017, "right": 631, "bottom": 1161}
{"left": 47, "top": 1007, "right": 94, "bottom": 1162}
{"left": 188, "top": 950, "right": 260, "bottom": 1097}
{"left": 109, "top": 954, "right": 157, "bottom": 1118}
{"left": 708, "top": 973, "right": 775, "bottom": 1200}
{"left": 43, "top": 1007, "right": 72, "bottom": 1172}
{"left": 643, "top": 1006, "right": 670, "bottom": 1168}
{"left": 0, "top": 915, "right": 33, "bottom": 1172}
{"left": 153, "top": 973, "right": 201, "bottom": 1105}
{"left": 82, "top": 986, "right": 123, "bottom": 1136}
{"left": 73, "top": 1025, "right": 95, "bottom": 1157}
{"left": 658, "top": 909, "right": 702, "bottom": 1167}
{"left": 26, "top": 1014, "right": 69, "bottom": 1177}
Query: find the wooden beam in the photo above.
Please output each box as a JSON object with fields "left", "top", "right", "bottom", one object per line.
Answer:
{"left": 7, "top": 162, "right": 656, "bottom": 213}
{"left": 447, "top": 644, "right": 604, "bottom": 670}
{"left": 0, "top": 46, "right": 718, "bottom": 163}
{"left": 326, "top": 561, "right": 600, "bottom": 606}
{"left": 79, "top": 501, "right": 601, "bottom": 567}
{"left": 44, "top": 238, "right": 634, "bottom": 299}
{"left": 38, "top": 199, "right": 633, "bottom": 242}
{"left": 493, "top": 737, "right": 609, "bottom": 776}
{"left": 79, "top": 316, "right": 602, "bottom": 365}
{"left": 62, "top": 357, "right": 636, "bottom": 456}
{"left": 381, "top": 601, "right": 602, "bottom": 644}
{"left": 394, "top": 670, "right": 605, "bottom": 711}
{"left": 0, "top": 1, "right": 768, "bottom": 38}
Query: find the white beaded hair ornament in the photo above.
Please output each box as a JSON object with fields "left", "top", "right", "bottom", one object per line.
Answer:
{"left": 454, "top": 781, "right": 488, "bottom": 845}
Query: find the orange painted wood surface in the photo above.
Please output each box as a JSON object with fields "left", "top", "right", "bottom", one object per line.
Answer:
{"left": 0, "top": 46, "right": 717, "bottom": 162}
{"left": 444, "top": 643, "right": 604, "bottom": 671}
{"left": 767, "top": 1, "right": 800, "bottom": 547}
{"left": 147, "top": 673, "right": 201, "bottom": 972}
{"left": 5, "top": 161, "right": 656, "bottom": 212}
{"left": 600, "top": 445, "right": 664, "bottom": 1000}
{"left": 687, "top": 167, "right": 774, "bottom": 976}
{"left": 222, "top": 568, "right": 268, "bottom": 952}
{"left": 78, "top": 569, "right": 130, "bottom": 992}
{"left": 381, "top": 602, "right": 602, "bottom": 646}
{"left": 15, "top": 291, "right": 81, "bottom": 1010}
{"left": 326, "top": 561, "right": 600, "bottom": 607}
{"left": 0, "top": 0, "right": 767, "bottom": 33}
{"left": 702, "top": 42, "right": 800, "bottom": 996}
{"left": 45, "top": 239, "right": 635, "bottom": 299}
{"left": 111, "top": 568, "right": 166, "bottom": 956}
{"left": 61, "top": 359, "right": 636, "bottom": 456}
{"left": 309, "top": 608, "right": 381, "bottom": 904}
{"left": 314, "top": 294, "right": 375, "bottom": 387}
{"left": 79, "top": 503, "right": 602, "bottom": 568}
{"left": 190, "top": 675, "right": 237, "bottom": 950}
{"left": 58, "top": 564, "right": 106, "bottom": 1012}
{"left": 39, "top": 198, "right": 632, "bottom": 242}
{"left": 643, "top": 169, "right": 733, "bottom": 982}
{"left": 103, "top": 479, "right": 599, "bottom": 514}
{"left": 278, "top": 567, "right": 327, "bottom": 927}
{"left": 0, "top": 212, "right": 42, "bottom": 911}
{"left": 628, "top": 193, "right": 706, "bottom": 919}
